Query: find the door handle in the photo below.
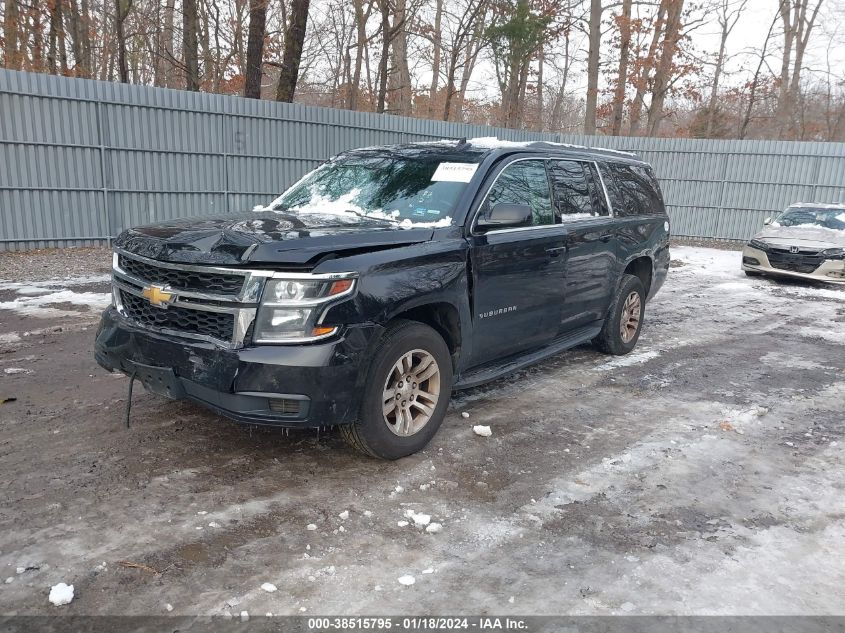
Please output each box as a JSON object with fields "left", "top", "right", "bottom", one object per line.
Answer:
{"left": 599, "top": 234, "right": 613, "bottom": 243}
{"left": 546, "top": 246, "right": 567, "bottom": 257}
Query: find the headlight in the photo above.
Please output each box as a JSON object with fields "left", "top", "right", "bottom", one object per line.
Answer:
{"left": 253, "top": 276, "right": 356, "bottom": 343}
{"left": 822, "top": 247, "right": 844, "bottom": 259}
{"left": 748, "top": 239, "right": 770, "bottom": 251}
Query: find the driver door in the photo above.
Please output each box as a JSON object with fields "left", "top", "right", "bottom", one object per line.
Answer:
{"left": 467, "top": 158, "right": 569, "bottom": 367}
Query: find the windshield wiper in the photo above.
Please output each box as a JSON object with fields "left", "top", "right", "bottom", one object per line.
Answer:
{"left": 342, "top": 209, "right": 399, "bottom": 225}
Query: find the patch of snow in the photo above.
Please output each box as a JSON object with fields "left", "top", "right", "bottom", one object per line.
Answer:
{"left": 363, "top": 510, "right": 372, "bottom": 517}
{"left": 595, "top": 350, "right": 660, "bottom": 371}
{"left": 240, "top": 611, "right": 249, "bottom": 622}
{"left": 4, "top": 367, "right": 33, "bottom": 375}
{"left": 0, "top": 289, "right": 110, "bottom": 319}
{"left": 426, "top": 523, "right": 443, "bottom": 534}
{"left": 208, "top": 522, "right": 221, "bottom": 528}
{"left": 394, "top": 486, "right": 404, "bottom": 493}
{"left": 338, "top": 510, "right": 349, "bottom": 520}
{"left": 466, "top": 136, "right": 635, "bottom": 156}
{"left": 165, "top": 603, "right": 173, "bottom": 612}
{"left": 397, "top": 575, "right": 416, "bottom": 586}
{"left": 461, "top": 412, "right": 470, "bottom": 419}
{"left": 261, "top": 583, "right": 278, "bottom": 593}
{"left": 48, "top": 583, "right": 74, "bottom": 606}
{"left": 473, "top": 425, "right": 492, "bottom": 437}
{"left": 422, "top": 568, "right": 435, "bottom": 574}
{"left": 4, "top": 577, "right": 13, "bottom": 584}
{"left": 397, "top": 520, "right": 409, "bottom": 527}
{"left": 306, "top": 523, "right": 317, "bottom": 531}
{"left": 412, "top": 513, "right": 431, "bottom": 527}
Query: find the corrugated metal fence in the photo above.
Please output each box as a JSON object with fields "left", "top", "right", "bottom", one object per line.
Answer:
{"left": 2, "top": 68, "right": 844, "bottom": 250}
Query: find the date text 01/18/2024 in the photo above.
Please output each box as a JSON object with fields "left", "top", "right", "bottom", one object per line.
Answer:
{"left": 306, "top": 617, "right": 528, "bottom": 630}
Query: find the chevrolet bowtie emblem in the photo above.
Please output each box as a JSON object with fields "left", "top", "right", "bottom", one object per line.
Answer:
{"left": 141, "top": 285, "right": 174, "bottom": 307}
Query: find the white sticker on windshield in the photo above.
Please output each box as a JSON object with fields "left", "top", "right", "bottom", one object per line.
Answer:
{"left": 431, "top": 162, "right": 479, "bottom": 183}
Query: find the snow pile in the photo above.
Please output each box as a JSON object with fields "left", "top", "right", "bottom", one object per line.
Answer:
{"left": 425, "top": 523, "right": 443, "bottom": 534}
{"left": 260, "top": 583, "right": 278, "bottom": 593}
{"left": 48, "top": 583, "right": 74, "bottom": 606}
{"left": 473, "top": 425, "right": 492, "bottom": 437}
{"left": 397, "top": 575, "right": 415, "bottom": 586}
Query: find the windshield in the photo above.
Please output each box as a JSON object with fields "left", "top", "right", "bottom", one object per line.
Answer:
{"left": 774, "top": 207, "right": 845, "bottom": 230}
{"left": 267, "top": 152, "right": 481, "bottom": 227}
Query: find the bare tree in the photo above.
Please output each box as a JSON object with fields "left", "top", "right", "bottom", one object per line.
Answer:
{"left": 276, "top": 0, "right": 311, "bottom": 102}
{"left": 609, "top": 0, "right": 632, "bottom": 135}
{"left": 243, "top": 0, "right": 267, "bottom": 97}
{"left": 705, "top": 0, "right": 746, "bottom": 136}
{"left": 4, "top": 0, "right": 21, "bottom": 69}
{"left": 583, "top": 0, "right": 602, "bottom": 134}
{"left": 183, "top": 0, "right": 201, "bottom": 90}
{"left": 115, "top": 0, "right": 133, "bottom": 83}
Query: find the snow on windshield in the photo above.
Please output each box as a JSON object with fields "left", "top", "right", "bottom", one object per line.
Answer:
{"left": 259, "top": 155, "right": 469, "bottom": 229}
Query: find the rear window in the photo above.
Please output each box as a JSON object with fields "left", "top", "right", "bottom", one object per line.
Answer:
{"left": 602, "top": 163, "right": 664, "bottom": 217}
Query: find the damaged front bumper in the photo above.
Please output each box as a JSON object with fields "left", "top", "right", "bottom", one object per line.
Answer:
{"left": 95, "top": 307, "right": 380, "bottom": 427}
{"left": 742, "top": 245, "right": 845, "bottom": 283}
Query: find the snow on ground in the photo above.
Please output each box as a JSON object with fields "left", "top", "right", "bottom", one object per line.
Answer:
{"left": 0, "top": 275, "right": 111, "bottom": 319}
{"left": 0, "top": 244, "right": 843, "bottom": 617}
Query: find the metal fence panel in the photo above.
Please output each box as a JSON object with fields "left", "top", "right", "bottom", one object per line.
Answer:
{"left": 1, "top": 68, "right": 844, "bottom": 250}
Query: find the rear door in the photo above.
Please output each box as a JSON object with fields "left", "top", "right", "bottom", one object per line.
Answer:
{"left": 467, "top": 158, "right": 569, "bottom": 367}
{"left": 548, "top": 159, "right": 617, "bottom": 332}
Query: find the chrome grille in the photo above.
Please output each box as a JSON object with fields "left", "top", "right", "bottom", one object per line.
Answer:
{"left": 118, "top": 254, "right": 245, "bottom": 296}
{"left": 120, "top": 290, "right": 236, "bottom": 341}
{"left": 112, "top": 249, "right": 269, "bottom": 347}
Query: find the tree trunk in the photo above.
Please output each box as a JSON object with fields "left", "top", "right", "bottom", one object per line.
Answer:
{"left": 48, "top": 0, "right": 63, "bottom": 73}
{"left": 776, "top": 0, "right": 795, "bottom": 138}
{"left": 390, "top": 0, "right": 412, "bottom": 115}
{"left": 183, "top": 0, "right": 200, "bottom": 90}
{"left": 276, "top": 0, "right": 311, "bottom": 102}
{"left": 609, "top": 0, "right": 632, "bottom": 135}
{"left": 629, "top": 0, "right": 667, "bottom": 135}
{"left": 706, "top": 8, "right": 729, "bottom": 136}
{"left": 348, "top": 0, "right": 367, "bottom": 109}
{"left": 584, "top": 0, "right": 602, "bottom": 134}
{"left": 243, "top": 0, "right": 267, "bottom": 98}
{"left": 786, "top": 0, "right": 823, "bottom": 137}
{"left": 646, "top": 0, "right": 684, "bottom": 136}
{"left": 4, "top": 0, "right": 21, "bottom": 69}
{"left": 428, "top": 0, "right": 443, "bottom": 116}
{"left": 376, "top": 0, "right": 390, "bottom": 113}
{"left": 536, "top": 44, "right": 544, "bottom": 131}
{"left": 115, "top": 0, "right": 132, "bottom": 83}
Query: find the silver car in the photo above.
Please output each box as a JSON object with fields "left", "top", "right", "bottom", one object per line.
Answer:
{"left": 742, "top": 203, "right": 845, "bottom": 284}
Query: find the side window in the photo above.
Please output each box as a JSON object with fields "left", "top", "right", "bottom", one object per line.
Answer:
{"left": 549, "top": 160, "right": 609, "bottom": 220}
{"left": 606, "top": 163, "right": 664, "bottom": 216}
{"left": 486, "top": 160, "right": 554, "bottom": 226}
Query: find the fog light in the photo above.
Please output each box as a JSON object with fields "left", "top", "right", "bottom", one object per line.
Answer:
{"left": 269, "top": 399, "right": 301, "bottom": 415}
{"left": 743, "top": 256, "right": 760, "bottom": 266}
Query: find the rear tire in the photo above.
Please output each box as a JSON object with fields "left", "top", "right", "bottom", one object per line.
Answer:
{"left": 593, "top": 274, "right": 646, "bottom": 356}
{"left": 341, "top": 319, "right": 453, "bottom": 460}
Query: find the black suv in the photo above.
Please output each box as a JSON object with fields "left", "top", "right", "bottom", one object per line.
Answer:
{"left": 95, "top": 139, "right": 669, "bottom": 459}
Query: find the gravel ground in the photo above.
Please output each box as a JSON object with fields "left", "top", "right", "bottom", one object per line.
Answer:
{"left": 0, "top": 247, "right": 111, "bottom": 283}
{"left": 0, "top": 245, "right": 843, "bottom": 616}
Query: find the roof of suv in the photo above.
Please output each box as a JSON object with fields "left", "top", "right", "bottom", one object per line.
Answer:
{"left": 347, "top": 137, "right": 643, "bottom": 164}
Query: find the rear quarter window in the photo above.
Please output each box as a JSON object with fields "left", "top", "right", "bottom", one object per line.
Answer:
{"left": 602, "top": 163, "right": 665, "bottom": 217}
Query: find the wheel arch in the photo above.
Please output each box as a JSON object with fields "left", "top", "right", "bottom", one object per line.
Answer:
{"left": 623, "top": 255, "right": 654, "bottom": 298}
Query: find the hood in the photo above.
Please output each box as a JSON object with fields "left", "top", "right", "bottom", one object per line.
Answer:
{"left": 753, "top": 225, "right": 845, "bottom": 250}
{"left": 114, "top": 211, "right": 436, "bottom": 266}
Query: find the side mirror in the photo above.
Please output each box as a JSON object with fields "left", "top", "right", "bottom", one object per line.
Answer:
{"left": 763, "top": 217, "right": 772, "bottom": 225}
{"left": 477, "top": 203, "right": 533, "bottom": 229}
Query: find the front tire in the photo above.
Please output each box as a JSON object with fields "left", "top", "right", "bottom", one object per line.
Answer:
{"left": 341, "top": 319, "right": 453, "bottom": 459}
{"left": 593, "top": 274, "right": 646, "bottom": 356}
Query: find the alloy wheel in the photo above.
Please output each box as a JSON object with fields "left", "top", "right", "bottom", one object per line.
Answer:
{"left": 619, "top": 291, "right": 642, "bottom": 344}
{"left": 382, "top": 349, "right": 441, "bottom": 436}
